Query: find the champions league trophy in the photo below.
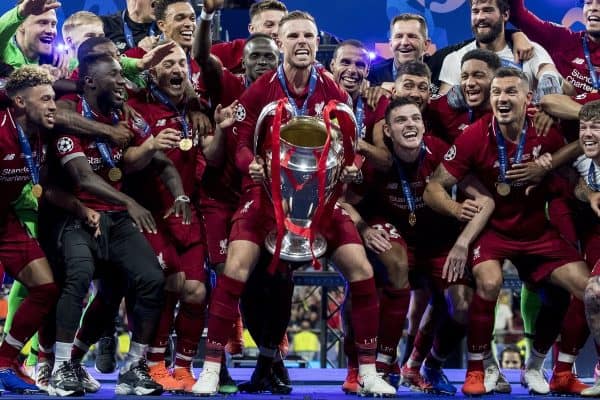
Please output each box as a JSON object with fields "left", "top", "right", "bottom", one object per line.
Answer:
{"left": 254, "top": 98, "right": 358, "bottom": 263}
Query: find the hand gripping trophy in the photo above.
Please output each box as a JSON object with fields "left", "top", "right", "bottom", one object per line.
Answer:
{"left": 254, "top": 98, "right": 358, "bottom": 267}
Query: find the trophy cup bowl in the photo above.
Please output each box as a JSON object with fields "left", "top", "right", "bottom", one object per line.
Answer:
{"left": 255, "top": 100, "right": 357, "bottom": 262}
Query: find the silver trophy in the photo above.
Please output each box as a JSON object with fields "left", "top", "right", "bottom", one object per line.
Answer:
{"left": 254, "top": 99, "right": 358, "bottom": 262}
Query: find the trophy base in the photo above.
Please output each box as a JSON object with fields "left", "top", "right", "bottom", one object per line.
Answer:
{"left": 265, "top": 230, "right": 327, "bottom": 262}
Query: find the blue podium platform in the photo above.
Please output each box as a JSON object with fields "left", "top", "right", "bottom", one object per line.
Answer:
{"left": 1, "top": 367, "right": 595, "bottom": 399}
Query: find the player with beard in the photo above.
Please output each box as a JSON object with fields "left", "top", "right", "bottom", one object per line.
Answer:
{"left": 342, "top": 97, "right": 495, "bottom": 396}
{"left": 438, "top": 0, "right": 564, "bottom": 98}
{"left": 195, "top": 4, "right": 297, "bottom": 392}
{"left": 507, "top": 0, "right": 600, "bottom": 95}
{"left": 125, "top": 0, "right": 219, "bottom": 104}
{"left": 210, "top": 0, "right": 287, "bottom": 73}
{"left": 191, "top": 11, "right": 395, "bottom": 397}
{"left": 48, "top": 53, "right": 179, "bottom": 396}
{"left": 425, "top": 67, "right": 593, "bottom": 396}
{"left": 126, "top": 44, "right": 230, "bottom": 393}
{"left": 0, "top": 66, "right": 59, "bottom": 394}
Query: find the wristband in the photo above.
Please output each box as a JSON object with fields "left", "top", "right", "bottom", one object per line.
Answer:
{"left": 200, "top": 9, "right": 215, "bottom": 21}
{"left": 175, "top": 195, "right": 190, "bottom": 203}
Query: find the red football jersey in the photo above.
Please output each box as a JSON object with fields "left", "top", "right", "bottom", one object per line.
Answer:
{"left": 210, "top": 38, "right": 246, "bottom": 73}
{"left": 361, "top": 135, "right": 461, "bottom": 249}
{"left": 442, "top": 113, "right": 566, "bottom": 239}
{"left": 233, "top": 68, "right": 351, "bottom": 190}
{"left": 0, "top": 108, "right": 46, "bottom": 216}
{"left": 510, "top": 1, "right": 600, "bottom": 94}
{"left": 428, "top": 94, "right": 490, "bottom": 144}
{"left": 127, "top": 92, "right": 205, "bottom": 213}
{"left": 53, "top": 98, "right": 150, "bottom": 211}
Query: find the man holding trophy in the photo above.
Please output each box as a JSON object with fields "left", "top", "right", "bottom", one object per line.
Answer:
{"left": 192, "top": 10, "right": 396, "bottom": 397}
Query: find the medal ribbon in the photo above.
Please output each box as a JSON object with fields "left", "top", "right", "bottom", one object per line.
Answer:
{"left": 15, "top": 123, "right": 40, "bottom": 186}
{"left": 583, "top": 36, "right": 600, "bottom": 91}
{"left": 276, "top": 64, "right": 318, "bottom": 116}
{"left": 393, "top": 142, "right": 426, "bottom": 221}
{"left": 493, "top": 117, "right": 528, "bottom": 184}
{"left": 500, "top": 58, "right": 523, "bottom": 70}
{"left": 355, "top": 96, "right": 365, "bottom": 139}
{"left": 122, "top": 10, "right": 156, "bottom": 49}
{"left": 82, "top": 98, "right": 120, "bottom": 170}
{"left": 149, "top": 83, "right": 189, "bottom": 138}
{"left": 589, "top": 161, "right": 600, "bottom": 192}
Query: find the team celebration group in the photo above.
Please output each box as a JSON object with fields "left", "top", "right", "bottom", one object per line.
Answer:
{"left": 0, "top": 0, "right": 600, "bottom": 396}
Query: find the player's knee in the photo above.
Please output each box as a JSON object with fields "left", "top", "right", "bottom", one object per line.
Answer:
{"left": 181, "top": 280, "right": 207, "bottom": 304}
{"left": 476, "top": 275, "right": 502, "bottom": 299}
{"left": 136, "top": 268, "right": 165, "bottom": 306}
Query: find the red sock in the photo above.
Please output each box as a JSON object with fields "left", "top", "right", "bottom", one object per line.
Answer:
{"left": 377, "top": 286, "right": 410, "bottom": 360}
{"left": 556, "top": 298, "right": 589, "bottom": 373}
{"left": 345, "top": 341, "right": 358, "bottom": 369}
{"left": 206, "top": 275, "right": 245, "bottom": 363}
{"left": 146, "top": 291, "right": 179, "bottom": 365}
{"left": 349, "top": 278, "right": 379, "bottom": 365}
{"left": 224, "top": 310, "right": 243, "bottom": 356}
{"left": 0, "top": 283, "right": 58, "bottom": 368}
{"left": 409, "top": 330, "right": 434, "bottom": 365}
{"left": 466, "top": 293, "right": 496, "bottom": 372}
{"left": 174, "top": 302, "right": 206, "bottom": 369}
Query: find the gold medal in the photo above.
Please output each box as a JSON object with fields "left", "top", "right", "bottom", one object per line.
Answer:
{"left": 408, "top": 212, "right": 417, "bottom": 227}
{"left": 179, "top": 138, "right": 193, "bottom": 151}
{"left": 108, "top": 167, "right": 122, "bottom": 182}
{"left": 496, "top": 182, "right": 511, "bottom": 196}
{"left": 31, "top": 183, "right": 43, "bottom": 199}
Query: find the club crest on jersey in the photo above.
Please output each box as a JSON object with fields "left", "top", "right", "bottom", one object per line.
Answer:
{"left": 532, "top": 144, "right": 542, "bottom": 159}
{"left": 235, "top": 104, "right": 246, "bottom": 122}
{"left": 56, "top": 137, "right": 74, "bottom": 154}
{"left": 157, "top": 252, "right": 167, "bottom": 270}
{"left": 314, "top": 101, "right": 325, "bottom": 117}
{"left": 444, "top": 145, "right": 456, "bottom": 161}
{"left": 473, "top": 245, "right": 481, "bottom": 260}
{"left": 219, "top": 239, "right": 228, "bottom": 255}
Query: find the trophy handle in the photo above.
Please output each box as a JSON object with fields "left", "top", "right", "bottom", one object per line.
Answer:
{"left": 253, "top": 99, "right": 296, "bottom": 155}
{"left": 323, "top": 100, "right": 359, "bottom": 165}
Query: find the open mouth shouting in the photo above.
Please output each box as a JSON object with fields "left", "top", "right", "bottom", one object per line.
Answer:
{"left": 169, "top": 75, "right": 184, "bottom": 90}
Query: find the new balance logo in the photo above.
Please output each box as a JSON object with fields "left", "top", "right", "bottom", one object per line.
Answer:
{"left": 241, "top": 200, "right": 254, "bottom": 214}
{"left": 3, "top": 154, "right": 15, "bottom": 161}
{"left": 572, "top": 57, "right": 585, "bottom": 65}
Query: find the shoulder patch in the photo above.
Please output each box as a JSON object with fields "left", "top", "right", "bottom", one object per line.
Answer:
{"left": 444, "top": 144, "right": 457, "bottom": 161}
{"left": 56, "top": 137, "right": 74, "bottom": 154}
{"left": 235, "top": 104, "right": 246, "bottom": 122}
